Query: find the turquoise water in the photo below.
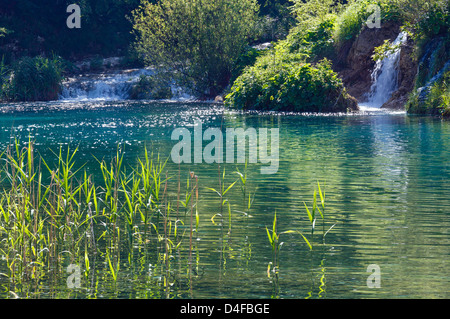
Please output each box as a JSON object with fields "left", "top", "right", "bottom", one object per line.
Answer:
{"left": 0, "top": 100, "right": 449, "bottom": 299}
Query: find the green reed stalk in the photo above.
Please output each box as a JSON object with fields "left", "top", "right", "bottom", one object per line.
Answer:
{"left": 266, "top": 211, "right": 312, "bottom": 277}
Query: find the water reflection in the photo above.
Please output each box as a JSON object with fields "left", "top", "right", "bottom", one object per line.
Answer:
{"left": 0, "top": 101, "right": 448, "bottom": 298}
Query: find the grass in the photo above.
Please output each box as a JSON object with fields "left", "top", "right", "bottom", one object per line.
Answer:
{"left": 0, "top": 139, "right": 335, "bottom": 298}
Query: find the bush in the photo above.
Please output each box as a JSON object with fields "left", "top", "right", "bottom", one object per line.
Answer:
{"left": 230, "top": 46, "right": 266, "bottom": 85}
{"left": 224, "top": 2, "right": 359, "bottom": 113}
{"left": 331, "top": 0, "right": 409, "bottom": 47}
{"left": 332, "top": 0, "right": 370, "bottom": 46}
{"left": 225, "top": 58, "right": 356, "bottom": 112}
{"left": 2, "top": 56, "right": 64, "bottom": 102}
{"left": 132, "top": 0, "right": 259, "bottom": 99}
{"left": 406, "top": 71, "right": 450, "bottom": 117}
{"left": 284, "top": 18, "right": 336, "bottom": 61}
{"left": 415, "top": 1, "right": 449, "bottom": 40}
{"left": 252, "top": 1, "right": 296, "bottom": 43}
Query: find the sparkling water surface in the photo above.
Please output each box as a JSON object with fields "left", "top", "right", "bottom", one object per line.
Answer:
{"left": 0, "top": 100, "right": 448, "bottom": 299}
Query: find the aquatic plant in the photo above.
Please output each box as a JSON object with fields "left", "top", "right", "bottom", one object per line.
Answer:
{"left": 0, "top": 139, "right": 336, "bottom": 298}
{"left": 265, "top": 211, "right": 312, "bottom": 279}
{"left": 208, "top": 168, "right": 238, "bottom": 235}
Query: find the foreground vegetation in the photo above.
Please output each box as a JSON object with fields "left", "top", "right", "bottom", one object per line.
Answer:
{"left": 0, "top": 140, "right": 333, "bottom": 298}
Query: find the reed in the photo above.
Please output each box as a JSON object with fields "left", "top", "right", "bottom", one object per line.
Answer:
{"left": 208, "top": 168, "right": 237, "bottom": 235}
{"left": 303, "top": 181, "right": 336, "bottom": 247}
{"left": 0, "top": 139, "right": 334, "bottom": 298}
{"left": 266, "top": 211, "right": 312, "bottom": 278}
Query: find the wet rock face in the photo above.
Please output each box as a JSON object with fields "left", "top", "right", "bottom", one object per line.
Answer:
{"left": 335, "top": 21, "right": 402, "bottom": 103}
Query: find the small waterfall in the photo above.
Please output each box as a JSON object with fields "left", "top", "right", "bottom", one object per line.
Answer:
{"left": 362, "top": 31, "right": 408, "bottom": 109}
{"left": 59, "top": 67, "right": 192, "bottom": 101}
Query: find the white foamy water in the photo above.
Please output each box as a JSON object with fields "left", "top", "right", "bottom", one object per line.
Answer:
{"left": 360, "top": 31, "right": 408, "bottom": 109}
{"left": 59, "top": 67, "right": 193, "bottom": 102}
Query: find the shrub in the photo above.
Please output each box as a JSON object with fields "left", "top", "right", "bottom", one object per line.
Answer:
{"left": 413, "top": 1, "right": 449, "bottom": 48}
{"left": 331, "top": 0, "right": 408, "bottom": 47}
{"left": 225, "top": 58, "right": 356, "bottom": 112}
{"left": 284, "top": 17, "right": 336, "bottom": 61}
{"left": 132, "top": 0, "right": 259, "bottom": 99}
{"left": 2, "top": 56, "right": 64, "bottom": 102}
{"left": 230, "top": 46, "right": 266, "bottom": 85}
{"left": 332, "top": 0, "right": 370, "bottom": 46}
{"left": 406, "top": 70, "right": 450, "bottom": 117}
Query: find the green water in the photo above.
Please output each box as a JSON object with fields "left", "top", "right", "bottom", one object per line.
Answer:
{"left": 0, "top": 100, "right": 449, "bottom": 299}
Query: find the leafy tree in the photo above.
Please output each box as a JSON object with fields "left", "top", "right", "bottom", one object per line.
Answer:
{"left": 0, "top": 0, "right": 142, "bottom": 59}
{"left": 132, "top": 0, "right": 259, "bottom": 98}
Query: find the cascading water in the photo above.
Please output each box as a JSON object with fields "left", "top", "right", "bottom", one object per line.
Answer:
{"left": 361, "top": 31, "right": 408, "bottom": 109}
{"left": 59, "top": 67, "right": 192, "bottom": 101}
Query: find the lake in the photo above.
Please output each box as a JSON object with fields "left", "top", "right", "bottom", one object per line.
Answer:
{"left": 0, "top": 100, "right": 449, "bottom": 299}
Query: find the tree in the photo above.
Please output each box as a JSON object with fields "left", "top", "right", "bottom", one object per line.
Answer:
{"left": 132, "top": 0, "right": 259, "bottom": 98}
{"left": 0, "top": 0, "right": 141, "bottom": 59}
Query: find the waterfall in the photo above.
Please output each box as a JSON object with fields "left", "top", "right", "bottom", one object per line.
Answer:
{"left": 361, "top": 31, "right": 408, "bottom": 109}
{"left": 59, "top": 67, "right": 192, "bottom": 101}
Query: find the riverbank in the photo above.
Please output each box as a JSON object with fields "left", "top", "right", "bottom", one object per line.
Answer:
{"left": 225, "top": 1, "right": 449, "bottom": 117}
{"left": 1, "top": 1, "right": 448, "bottom": 117}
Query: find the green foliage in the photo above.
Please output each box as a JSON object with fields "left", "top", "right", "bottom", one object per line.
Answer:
{"left": 225, "top": 57, "right": 354, "bottom": 112}
{"left": 331, "top": 0, "right": 448, "bottom": 47}
{"left": 0, "top": 27, "right": 11, "bottom": 38}
{"left": 330, "top": 0, "right": 409, "bottom": 47}
{"left": 407, "top": 70, "right": 450, "bottom": 117}
{"left": 129, "top": 74, "right": 173, "bottom": 100}
{"left": 332, "top": 0, "right": 371, "bottom": 46}
{"left": 225, "top": 2, "right": 362, "bottom": 113}
{"left": 415, "top": 1, "right": 449, "bottom": 39}
{"left": 283, "top": 17, "right": 337, "bottom": 60}
{"left": 132, "top": 0, "right": 259, "bottom": 98}
{"left": 230, "top": 46, "right": 265, "bottom": 85}
{"left": 0, "top": 0, "right": 142, "bottom": 59}
{"left": 253, "top": 0, "right": 296, "bottom": 42}
{"left": 372, "top": 39, "right": 402, "bottom": 62}
{"left": 2, "top": 56, "right": 64, "bottom": 102}
{"left": 291, "top": 0, "right": 341, "bottom": 25}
